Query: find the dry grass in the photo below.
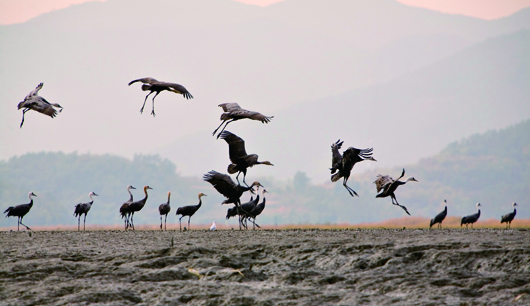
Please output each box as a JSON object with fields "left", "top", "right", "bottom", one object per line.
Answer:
{"left": 1, "top": 217, "right": 529, "bottom": 231}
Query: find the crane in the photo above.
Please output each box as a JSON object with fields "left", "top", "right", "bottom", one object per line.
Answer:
{"left": 212, "top": 103, "right": 273, "bottom": 138}
{"left": 73, "top": 191, "right": 98, "bottom": 231}
{"left": 374, "top": 169, "right": 418, "bottom": 215}
{"left": 4, "top": 192, "right": 37, "bottom": 231}
{"left": 17, "top": 83, "right": 62, "bottom": 128}
{"left": 176, "top": 193, "right": 207, "bottom": 231}
{"left": 128, "top": 77, "right": 193, "bottom": 116}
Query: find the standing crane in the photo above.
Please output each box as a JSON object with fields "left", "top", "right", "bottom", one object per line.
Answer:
{"left": 501, "top": 202, "right": 518, "bottom": 229}
{"left": 212, "top": 103, "right": 273, "bottom": 138}
{"left": 158, "top": 191, "right": 171, "bottom": 230}
{"left": 331, "top": 140, "right": 376, "bottom": 197}
{"left": 17, "top": 83, "right": 62, "bottom": 128}
{"left": 430, "top": 200, "right": 447, "bottom": 229}
{"left": 128, "top": 77, "right": 193, "bottom": 116}
{"left": 73, "top": 191, "right": 98, "bottom": 231}
{"left": 176, "top": 193, "right": 207, "bottom": 231}
{"left": 249, "top": 189, "right": 268, "bottom": 230}
{"left": 219, "top": 131, "right": 273, "bottom": 187}
{"left": 119, "top": 185, "right": 136, "bottom": 230}
{"left": 374, "top": 169, "right": 418, "bottom": 215}
{"left": 4, "top": 192, "right": 37, "bottom": 231}
{"left": 128, "top": 186, "right": 153, "bottom": 230}
{"left": 461, "top": 203, "right": 482, "bottom": 228}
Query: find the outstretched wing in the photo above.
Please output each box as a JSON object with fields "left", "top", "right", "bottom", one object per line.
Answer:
{"left": 374, "top": 175, "right": 394, "bottom": 193}
{"left": 343, "top": 147, "right": 373, "bottom": 165}
{"left": 203, "top": 171, "right": 238, "bottom": 199}
{"left": 160, "top": 82, "right": 193, "bottom": 99}
{"left": 128, "top": 77, "right": 158, "bottom": 86}
{"left": 219, "top": 103, "right": 242, "bottom": 112}
{"left": 24, "top": 83, "right": 43, "bottom": 101}
{"left": 230, "top": 109, "right": 273, "bottom": 123}
{"left": 219, "top": 131, "right": 247, "bottom": 162}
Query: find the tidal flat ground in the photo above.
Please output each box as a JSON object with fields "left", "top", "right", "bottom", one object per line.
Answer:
{"left": 1, "top": 229, "right": 529, "bottom": 305}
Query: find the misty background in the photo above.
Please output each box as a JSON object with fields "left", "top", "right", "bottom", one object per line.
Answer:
{"left": 0, "top": 0, "right": 529, "bottom": 227}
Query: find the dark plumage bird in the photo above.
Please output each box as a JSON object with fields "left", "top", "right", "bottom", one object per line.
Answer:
{"left": 128, "top": 77, "right": 193, "bottom": 116}
{"left": 176, "top": 193, "right": 207, "bottom": 231}
{"left": 203, "top": 170, "right": 262, "bottom": 207}
{"left": 220, "top": 131, "right": 273, "bottom": 187}
{"left": 249, "top": 189, "right": 268, "bottom": 230}
{"left": 119, "top": 185, "right": 136, "bottom": 230}
{"left": 17, "top": 83, "right": 62, "bottom": 128}
{"left": 73, "top": 191, "right": 98, "bottom": 231}
{"left": 461, "top": 203, "right": 481, "bottom": 228}
{"left": 159, "top": 191, "right": 171, "bottom": 230}
{"left": 501, "top": 202, "right": 518, "bottom": 229}
{"left": 331, "top": 141, "right": 376, "bottom": 197}
{"left": 225, "top": 196, "right": 260, "bottom": 230}
{"left": 4, "top": 192, "right": 37, "bottom": 231}
{"left": 430, "top": 200, "right": 447, "bottom": 229}
{"left": 128, "top": 185, "right": 153, "bottom": 230}
{"left": 212, "top": 103, "right": 273, "bottom": 138}
{"left": 374, "top": 169, "right": 418, "bottom": 215}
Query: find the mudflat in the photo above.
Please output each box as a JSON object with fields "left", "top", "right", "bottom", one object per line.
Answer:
{"left": 1, "top": 229, "right": 529, "bottom": 305}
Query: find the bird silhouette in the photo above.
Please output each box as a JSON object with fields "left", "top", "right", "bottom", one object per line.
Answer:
{"left": 212, "top": 103, "right": 273, "bottom": 138}
{"left": 501, "top": 202, "right": 518, "bottom": 229}
{"left": 158, "top": 191, "right": 171, "bottom": 230}
{"left": 374, "top": 169, "right": 418, "bottom": 215}
{"left": 128, "top": 77, "right": 193, "bottom": 116}
{"left": 461, "top": 203, "right": 482, "bottom": 228}
{"left": 203, "top": 170, "right": 262, "bottom": 208}
{"left": 73, "top": 191, "right": 98, "bottom": 231}
{"left": 176, "top": 193, "right": 206, "bottom": 231}
{"left": 430, "top": 200, "right": 447, "bottom": 229}
{"left": 128, "top": 186, "right": 152, "bottom": 230}
{"left": 119, "top": 185, "right": 136, "bottom": 230}
{"left": 220, "top": 131, "right": 273, "bottom": 187}
{"left": 17, "top": 83, "right": 62, "bottom": 128}
{"left": 4, "top": 192, "right": 37, "bottom": 231}
{"left": 331, "top": 141, "right": 376, "bottom": 197}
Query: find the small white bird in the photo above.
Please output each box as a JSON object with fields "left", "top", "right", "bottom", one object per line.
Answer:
{"left": 209, "top": 221, "right": 217, "bottom": 231}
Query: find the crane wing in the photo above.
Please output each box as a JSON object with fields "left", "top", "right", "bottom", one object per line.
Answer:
{"left": 219, "top": 103, "right": 242, "bottom": 112}
{"left": 162, "top": 82, "right": 193, "bottom": 99}
{"left": 374, "top": 175, "right": 394, "bottom": 193}
{"left": 24, "top": 83, "right": 43, "bottom": 101}
{"left": 128, "top": 77, "right": 158, "bottom": 86}
{"left": 203, "top": 171, "right": 238, "bottom": 199}
{"left": 220, "top": 131, "right": 248, "bottom": 162}
{"left": 343, "top": 147, "right": 373, "bottom": 164}
{"left": 229, "top": 109, "right": 273, "bottom": 123}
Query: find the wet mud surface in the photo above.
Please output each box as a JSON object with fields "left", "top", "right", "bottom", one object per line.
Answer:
{"left": 1, "top": 229, "right": 530, "bottom": 305}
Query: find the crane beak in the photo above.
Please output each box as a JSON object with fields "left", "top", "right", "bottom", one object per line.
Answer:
{"left": 93, "top": 193, "right": 99, "bottom": 197}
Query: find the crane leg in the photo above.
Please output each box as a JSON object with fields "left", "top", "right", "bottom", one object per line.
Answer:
{"left": 343, "top": 177, "right": 358, "bottom": 197}
{"left": 130, "top": 213, "right": 135, "bottom": 230}
{"left": 140, "top": 91, "right": 153, "bottom": 114}
{"left": 78, "top": 216, "right": 81, "bottom": 231}
{"left": 391, "top": 195, "right": 411, "bottom": 216}
{"left": 242, "top": 171, "right": 250, "bottom": 188}
{"left": 164, "top": 215, "right": 167, "bottom": 231}
{"left": 151, "top": 92, "right": 160, "bottom": 117}
{"left": 19, "top": 217, "right": 31, "bottom": 231}
{"left": 17, "top": 217, "right": 20, "bottom": 231}
{"left": 179, "top": 216, "right": 184, "bottom": 231}
{"left": 214, "top": 119, "right": 235, "bottom": 139}
{"left": 160, "top": 216, "right": 163, "bottom": 230}
{"left": 20, "top": 109, "right": 30, "bottom": 128}
{"left": 83, "top": 214, "right": 87, "bottom": 231}
{"left": 188, "top": 216, "right": 191, "bottom": 230}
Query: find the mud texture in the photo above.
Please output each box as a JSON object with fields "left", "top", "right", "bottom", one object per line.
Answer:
{"left": 1, "top": 229, "right": 530, "bottom": 305}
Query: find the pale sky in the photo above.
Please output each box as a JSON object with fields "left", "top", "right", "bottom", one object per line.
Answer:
{"left": 1, "top": 0, "right": 530, "bottom": 25}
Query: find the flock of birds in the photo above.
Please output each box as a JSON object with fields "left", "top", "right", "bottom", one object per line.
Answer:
{"left": 5, "top": 80, "right": 521, "bottom": 231}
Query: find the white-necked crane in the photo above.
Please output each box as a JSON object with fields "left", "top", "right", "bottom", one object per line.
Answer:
{"left": 17, "top": 83, "right": 62, "bottom": 128}
{"left": 430, "top": 200, "right": 447, "bottom": 229}
{"left": 119, "top": 185, "right": 136, "bottom": 230}
{"left": 159, "top": 191, "right": 171, "bottom": 230}
{"left": 4, "top": 192, "right": 37, "bottom": 231}
{"left": 213, "top": 103, "right": 273, "bottom": 138}
{"left": 219, "top": 131, "right": 273, "bottom": 187}
{"left": 501, "top": 202, "right": 518, "bottom": 229}
{"left": 331, "top": 140, "right": 376, "bottom": 197}
{"left": 461, "top": 203, "right": 482, "bottom": 228}
{"left": 128, "top": 77, "right": 193, "bottom": 116}
{"left": 73, "top": 191, "right": 98, "bottom": 231}
{"left": 176, "top": 193, "right": 206, "bottom": 231}
{"left": 128, "top": 185, "right": 153, "bottom": 230}
{"left": 374, "top": 168, "right": 418, "bottom": 215}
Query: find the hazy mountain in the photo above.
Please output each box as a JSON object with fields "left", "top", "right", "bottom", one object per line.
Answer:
{"left": 1, "top": 119, "right": 528, "bottom": 228}
{"left": 157, "top": 30, "right": 530, "bottom": 181}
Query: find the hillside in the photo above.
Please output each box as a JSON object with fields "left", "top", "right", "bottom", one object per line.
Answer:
{"left": 1, "top": 119, "right": 528, "bottom": 228}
